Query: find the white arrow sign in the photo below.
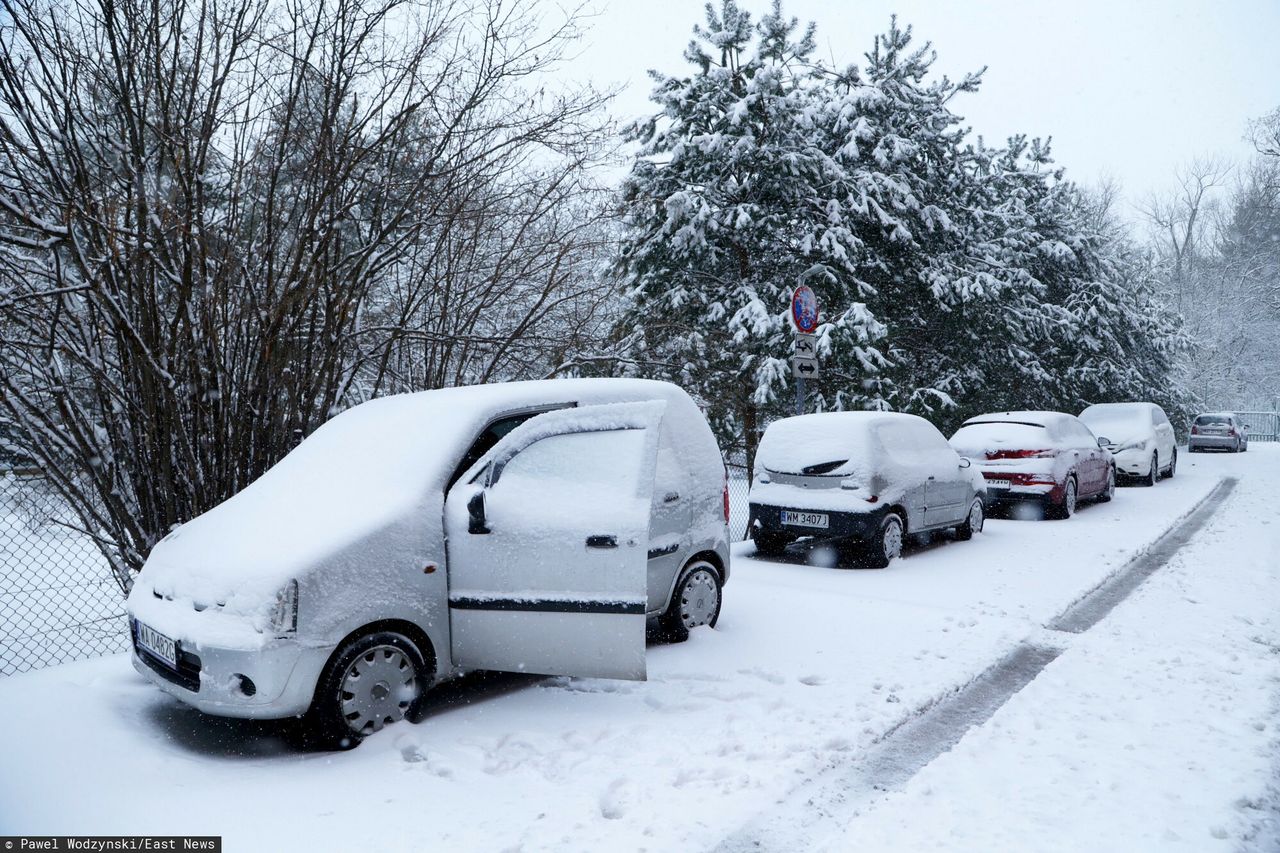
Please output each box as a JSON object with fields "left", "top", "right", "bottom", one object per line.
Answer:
{"left": 790, "top": 355, "right": 819, "bottom": 379}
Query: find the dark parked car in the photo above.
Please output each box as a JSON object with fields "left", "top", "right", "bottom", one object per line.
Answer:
{"left": 748, "top": 412, "right": 987, "bottom": 568}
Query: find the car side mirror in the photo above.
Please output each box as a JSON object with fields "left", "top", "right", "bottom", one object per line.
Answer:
{"left": 958, "top": 457, "right": 972, "bottom": 469}
{"left": 1097, "top": 436, "right": 1110, "bottom": 447}
{"left": 467, "top": 489, "right": 490, "bottom": 535}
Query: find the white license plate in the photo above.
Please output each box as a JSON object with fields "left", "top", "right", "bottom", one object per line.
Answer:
{"left": 986, "top": 478, "right": 1011, "bottom": 490}
{"left": 781, "top": 510, "right": 829, "bottom": 528}
{"left": 136, "top": 620, "right": 177, "bottom": 669}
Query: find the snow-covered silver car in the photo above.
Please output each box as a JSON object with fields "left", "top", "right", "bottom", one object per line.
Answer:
{"left": 747, "top": 412, "right": 987, "bottom": 568}
{"left": 1188, "top": 412, "right": 1248, "bottom": 453}
{"left": 1079, "top": 402, "right": 1177, "bottom": 486}
{"left": 126, "top": 379, "right": 730, "bottom": 748}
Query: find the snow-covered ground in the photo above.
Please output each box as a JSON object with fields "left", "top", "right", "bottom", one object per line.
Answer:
{"left": 0, "top": 448, "right": 1276, "bottom": 851}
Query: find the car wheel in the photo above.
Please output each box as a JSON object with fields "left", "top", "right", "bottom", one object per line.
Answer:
{"left": 860, "top": 513, "right": 904, "bottom": 569}
{"left": 300, "top": 631, "right": 428, "bottom": 751}
{"left": 1165, "top": 447, "right": 1177, "bottom": 476}
{"left": 954, "top": 498, "right": 984, "bottom": 541}
{"left": 1048, "top": 476, "right": 1077, "bottom": 519}
{"left": 1096, "top": 466, "right": 1116, "bottom": 503}
{"left": 656, "top": 560, "right": 722, "bottom": 643}
{"left": 752, "top": 530, "right": 792, "bottom": 558}
{"left": 1141, "top": 453, "right": 1158, "bottom": 487}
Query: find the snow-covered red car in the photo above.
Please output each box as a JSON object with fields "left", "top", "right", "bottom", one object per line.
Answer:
{"left": 1079, "top": 401, "right": 1177, "bottom": 486}
{"left": 126, "top": 379, "right": 730, "bottom": 748}
{"left": 948, "top": 411, "right": 1116, "bottom": 519}
{"left": 747, "top": 412, "right": 986, "bottom": 568}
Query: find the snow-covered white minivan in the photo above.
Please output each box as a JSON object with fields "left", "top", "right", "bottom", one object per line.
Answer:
{"left": 127, "top": 379, "right": 730, "bottom": 748}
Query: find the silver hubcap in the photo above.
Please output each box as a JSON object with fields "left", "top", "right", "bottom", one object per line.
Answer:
{"left": 679, "top": 568, "right": 719, "bottom": 629}
{"left": 1065, "top": 479, "right": 1077, "bottom": 515}
{"left": 883, "top": 518, "right": 903, "bottom": 560}
{"left": 340, "top": 644, "right": 417, "bottom": 735}
{"left": 969, "top": 501, "right": 983, "bottom": 532}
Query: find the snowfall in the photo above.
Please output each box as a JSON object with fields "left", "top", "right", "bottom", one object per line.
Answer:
{"left": 2, "top": 447, "right": 1278, "bottom": 852}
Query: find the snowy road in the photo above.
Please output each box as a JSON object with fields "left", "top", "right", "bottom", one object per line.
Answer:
{"left": 1, "top": 448, "right": 1277, "bottom": 851}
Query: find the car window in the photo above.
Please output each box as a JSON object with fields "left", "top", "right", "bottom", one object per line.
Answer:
{"left": 496, "top": 429, "right": 646, "bottom": 498}
{"left": 1195, "top": 414, "right": 1230, "bottom": 426}
{"left": 450, "top": 405, "right": 574, "bottom": 489}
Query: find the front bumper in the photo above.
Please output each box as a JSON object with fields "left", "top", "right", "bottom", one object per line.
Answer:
{"left": 130, "top": 619, "right": 329, "bottom": 719}
{"left": 749, "top": 501, "right": 881, "bottom": 541}
{"left": 1109, "top": 446, "right": 1155, "bottom": 477}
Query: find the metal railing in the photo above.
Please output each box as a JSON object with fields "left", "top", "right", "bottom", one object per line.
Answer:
{"left": 0, "top": 476, "right": 129, "bottom": 676}
{"left": 1235, "top": 412, "right": 1279, "bottom": 442}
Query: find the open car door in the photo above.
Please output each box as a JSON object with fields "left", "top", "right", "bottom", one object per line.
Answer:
{"left": 443, "top": 401, "right": 664, "bottom": 681}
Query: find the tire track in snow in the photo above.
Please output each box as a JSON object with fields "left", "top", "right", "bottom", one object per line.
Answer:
{"left": 712, "top": 476, "right": 1237, "bottom": 853}
{"left": 1046, "top": 476, "right": 1237, "bottom": 633}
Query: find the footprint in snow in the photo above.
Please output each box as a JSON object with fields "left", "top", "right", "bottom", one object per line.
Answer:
{"left": 599, "top": 778, "right": 631, "bottom": 820}
{"left": 739, "top": 667, "right": 785, "bottom": 684}
{"left": 798, "top": 674, "right": 825, "bottom": 686}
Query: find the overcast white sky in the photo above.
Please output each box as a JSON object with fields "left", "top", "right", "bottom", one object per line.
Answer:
{"left": 564, "top": 0, "right": 1280, "bottom": 215}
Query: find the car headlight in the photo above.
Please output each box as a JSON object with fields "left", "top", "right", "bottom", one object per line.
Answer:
{"left": 268, "top": 579, "right": 298, "bottom": 635}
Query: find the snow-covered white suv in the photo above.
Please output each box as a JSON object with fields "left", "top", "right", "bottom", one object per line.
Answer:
{"left": 1079, "top": 402, "right": 1177, "bottom": 486}
{"left": 127, "top": 379, "right": 730, "bottom": 748}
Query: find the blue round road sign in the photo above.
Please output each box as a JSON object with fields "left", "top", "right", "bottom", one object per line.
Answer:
{"left": 791, "top": 285, "right": 819, "bottom": 333}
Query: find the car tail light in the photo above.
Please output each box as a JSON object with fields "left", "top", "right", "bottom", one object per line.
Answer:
{"left": 1228, "top": 427, "right": 1237, "bottom": 436}
{"left": 722, "top": 471, "right": 730, "bottom": 525}
{"left": 1191, "top": 425, "right": 1200, "bottom": 435}
{"left": 986, "top": 449, "right": 1057, "bottom": 460}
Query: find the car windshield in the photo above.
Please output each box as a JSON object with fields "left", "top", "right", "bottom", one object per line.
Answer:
{"left": 1080, "top": 406, "right": 1149, "bottom": 437}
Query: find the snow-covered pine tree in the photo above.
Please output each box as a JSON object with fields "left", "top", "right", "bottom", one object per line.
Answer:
{"left": 615, "top": 0, "right": 888, "bottom": 475}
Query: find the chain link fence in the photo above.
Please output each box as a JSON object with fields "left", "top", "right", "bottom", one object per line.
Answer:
{"left": 0, "top": 461, "right": 755, "bottom": 678}
{"left": 0, "top": 475, "right": 129, "bottom": 676}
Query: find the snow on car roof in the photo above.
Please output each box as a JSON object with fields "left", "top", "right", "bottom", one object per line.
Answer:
{"left": 757, "top": 411, "right": 937, "bottom": 478}
{"left": 961, "top": 410, "right": 1071, "bottom": 427}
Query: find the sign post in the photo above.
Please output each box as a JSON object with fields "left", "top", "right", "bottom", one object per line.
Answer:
{"left": 789, "top": 285, "right": 819, "bottom": 416}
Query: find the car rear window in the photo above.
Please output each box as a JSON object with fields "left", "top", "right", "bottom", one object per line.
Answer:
{"left": 1194, "top": 414, "right": 1231, "bottom": 426}
{"left": 950, "top": 422, "right": 1048, "bottom": 453}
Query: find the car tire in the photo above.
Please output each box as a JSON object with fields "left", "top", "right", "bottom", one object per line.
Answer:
{"left": 656, "top": 560, "right": 723, "bottom": 643}
{"left": 1141, "top": 453, "right": 1158, "bottom": 487}
{"left": 954, "top": 498, "right": 984, "bottom": 541}
{"left": 299, "top": 630, "right": 428, "bottom": 751}
{"left": 1165, "top": 447, "right": 1177, "bottom": 476}
{"left": 1048, "top": 476, "right": 1077, "bottom": 519}
{"left": 859, "top": 512, "right": 904, "bottom": 569}
{"left": 752, "top": 530, "right": 792, "bottom": 558}
{"left": 1188, "top": 444, "right": 1199, "bottom": 453}
{"left": 1096, "top": 466, "right": 1116, "bottom": 502}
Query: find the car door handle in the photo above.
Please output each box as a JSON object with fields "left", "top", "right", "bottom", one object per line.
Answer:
{"left": 586, "top": 535, "right": 618, "bottom": 549}
{"left": 663, "top": 491, "right": 681, "bottom": 503}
